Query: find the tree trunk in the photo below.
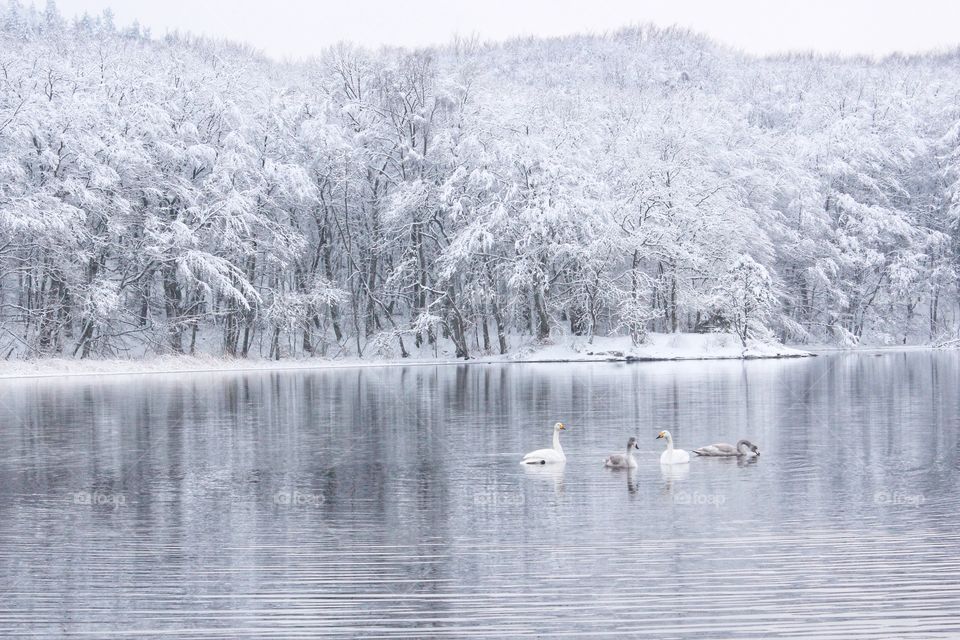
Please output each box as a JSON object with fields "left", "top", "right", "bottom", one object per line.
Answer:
{"left": 162, "top": 264, "right": 183, "bottom": 354}
{"left": 481, "top": 312, "right": 491, "bottom": 352}
{"left": 533, "top": 287, "right": 550, "bottom": 341}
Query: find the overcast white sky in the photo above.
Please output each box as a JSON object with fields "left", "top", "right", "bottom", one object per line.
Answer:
{"left": 52, "top": 0, "right": 960, "bottom": 60}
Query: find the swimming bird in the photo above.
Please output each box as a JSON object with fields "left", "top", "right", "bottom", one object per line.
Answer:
{"left": 604, "top": 436, "right": 639, "bottom": 469}
{"left": 693, "top": 439, "right": 760, "bottom": 457}
{"left": 656, "top": 430, "right": 690, "bottom": 465}
{"left": 521, "top": 422, "right": 567, "bottom": 464}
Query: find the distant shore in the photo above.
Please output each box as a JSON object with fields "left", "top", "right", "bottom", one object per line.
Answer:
{"left": 4, "top": 343, "right": 953, "bottom": 381}
{"left": 0, "top": 333, "right": 821, "bottom": 380}
{"left": 16, "top": 333, "right": 959, "bottom": 381}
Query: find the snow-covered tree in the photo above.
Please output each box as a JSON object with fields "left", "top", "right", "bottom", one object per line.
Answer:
{"left": 1, "top": 6, "right": 959, "bottom": 360}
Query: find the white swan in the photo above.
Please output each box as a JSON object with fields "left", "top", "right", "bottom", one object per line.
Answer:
{"left": 522, "top": 422, "right": 567, "bottom": 464}
{"left": 656, "top": 430, "right": 690, "bottom": 465}
{"left": 604, "top": 436, "right": 639, "bottom": 469}
{"left": 694, "top": 439, "right": 760, "bottom": 457}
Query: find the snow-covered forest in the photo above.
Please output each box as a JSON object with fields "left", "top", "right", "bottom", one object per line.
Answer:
{"left": 1, "top": 2, "right": 959, "bottom": 360}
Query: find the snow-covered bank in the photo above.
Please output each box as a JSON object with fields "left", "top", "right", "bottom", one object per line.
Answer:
{"left": 518, "top": 333, "right": 812, "bottom": 362}
{"left": 0, "top": 333, "right": 811, "bottom": 380}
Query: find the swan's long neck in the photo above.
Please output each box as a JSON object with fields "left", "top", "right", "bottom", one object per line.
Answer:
{"left": 626, "top": 444, "right": 635, "bottom": 461}
{"left": 553, "top": 429, "right": 563, "bottom": 453}
{"left": 665, "top": 433, "right": 674, "bottom": 452}
{"left": 736, "top": 440, "right": 748, "bottom": 454}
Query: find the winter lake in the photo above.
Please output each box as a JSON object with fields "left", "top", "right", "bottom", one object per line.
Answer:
{"left": 1, "top": 351, "right": 959, "bottom": 638}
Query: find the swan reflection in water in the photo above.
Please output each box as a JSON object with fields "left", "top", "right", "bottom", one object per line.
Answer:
{"left": 626, "top": 469, "right": 638, "bottom": 494}
{"left": 522, "top": 461, "right": 565, "bottom": 496}
{"left": 660, "top": 461, "right": 690, "bottom": 496}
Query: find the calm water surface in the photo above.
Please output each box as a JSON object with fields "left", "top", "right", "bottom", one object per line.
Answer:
{"left": 1, "top": 352, "right": 959, "bottom": 638}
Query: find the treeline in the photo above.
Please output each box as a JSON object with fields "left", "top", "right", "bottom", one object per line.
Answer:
{"left": 1, "top": 2, "right": 959, "bottom": 360}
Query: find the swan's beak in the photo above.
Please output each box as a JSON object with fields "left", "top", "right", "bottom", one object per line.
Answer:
{"left": 558, "top": 423, "right": 566, "bottom": 430}
{"left": 755, "top": 449, "right": 761, "bottom": 457}
{"left": 655, "top": 432, "right": 664, "bottom": 440}
{"left": 633, "top": 442, "right": 640, "bottom": 449}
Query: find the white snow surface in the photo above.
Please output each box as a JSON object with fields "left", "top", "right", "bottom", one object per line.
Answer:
{"left": 518, "top": 333, "right": 811, "bottom": 362}
{"left": 0, "top": 333, "right": 810, "bottom": 380}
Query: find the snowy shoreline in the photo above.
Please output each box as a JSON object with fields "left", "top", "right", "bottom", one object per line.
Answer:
{"left": 5, "top": 340, "right": 956, "bottom": 381}
{"left": 0, "top": 333, "right": 818, "bottom": 380}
